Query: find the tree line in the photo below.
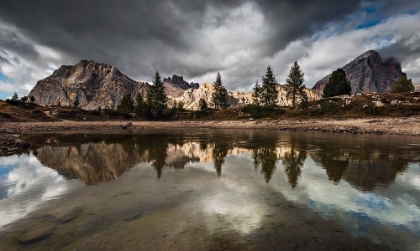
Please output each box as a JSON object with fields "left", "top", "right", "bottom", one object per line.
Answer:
{"left": 117, "top": 62, "right": 401, "bottom": 118}
{"left": 7, "top": 61, "right": 414, "bottom": 112}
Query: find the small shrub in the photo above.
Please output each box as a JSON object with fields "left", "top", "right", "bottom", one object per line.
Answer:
{"left": 241, "top": 104, "right": 279, "bottom": 119}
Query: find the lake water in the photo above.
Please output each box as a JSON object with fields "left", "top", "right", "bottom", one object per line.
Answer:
{"left": 0, "top": 129, "right": 420, "bottom": 250}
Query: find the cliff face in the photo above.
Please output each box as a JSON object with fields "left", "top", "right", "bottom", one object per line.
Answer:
{"left": 312, "top": 50, "right": 407, "bottom": 94}
{"left": 29, "top": 60, "right": 149, "bottom": 110}
{"left": 29, "top": 60, "right": 321, "bottom": 111}
{"left": 171, "top": 83, "right": 321, "bottom": 110}
{"left": 163, "top": 75, "right": 199, "bottom": 90}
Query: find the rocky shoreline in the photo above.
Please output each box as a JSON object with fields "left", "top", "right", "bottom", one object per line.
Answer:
{"left": 0, "top": 133, "right": 31, "bottom": 156}
{"left": 1, "top": 117, "right": 419, "bottom": 155}
{"left": 1, "top": 118, "right": 420, "bottom": 136}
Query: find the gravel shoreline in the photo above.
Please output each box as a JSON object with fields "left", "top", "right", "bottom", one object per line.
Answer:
{"left": 1, "top": 117, "right": 419, "bottom": 155}
{"left": 1, "top": 117, "right": 420, "bottom": 135}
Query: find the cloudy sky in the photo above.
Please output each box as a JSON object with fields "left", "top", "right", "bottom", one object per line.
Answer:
{"left": 1, "top": 0, "right": 420, "bottom": 99}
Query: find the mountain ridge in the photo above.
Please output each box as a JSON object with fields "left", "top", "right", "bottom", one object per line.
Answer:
{"left": 28, "top": 60, "right": 321, "bottom": 110}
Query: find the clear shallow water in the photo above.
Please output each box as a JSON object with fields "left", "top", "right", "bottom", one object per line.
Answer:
{"left": 0, "top": 129, "right": 420, "bottom": 250}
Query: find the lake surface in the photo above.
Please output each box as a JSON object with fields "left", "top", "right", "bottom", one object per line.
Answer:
{"left": 0, "top": 129, "right": 420, "bottom": 250}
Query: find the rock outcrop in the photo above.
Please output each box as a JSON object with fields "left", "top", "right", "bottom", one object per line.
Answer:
{"left": 29, "top": 60, "right": 321, "bottom": 111}
{"left": 172, "top": 83, "right": 321, "bottom": 110}
{"left": 163, "top": 75, "right": 199, "bottom": 90}
{"left": 414, "top": 83, "right": 420, "bottom": 92}
{"left": 312, "top": 50, "right": 407, "bottom": 94}
{"left": 29, "top": 60, "right": 149, "bottom": 110}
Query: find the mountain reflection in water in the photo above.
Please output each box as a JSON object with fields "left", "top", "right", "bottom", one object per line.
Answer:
{"left": 29, "top": 131, "right": 419, "bottom": 191}
{"left": 1, "top": 130, "right": 420, "bottom": 251}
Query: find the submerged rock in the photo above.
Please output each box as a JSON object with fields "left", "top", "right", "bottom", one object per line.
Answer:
{"left": 16, "top": 225, "right": 55, "bottom": 244}
{"left": 124, "top": 211, "right": 143, "bottom": 221}
{"left": 58, "top": 207, "right": 83, "bottom": 223}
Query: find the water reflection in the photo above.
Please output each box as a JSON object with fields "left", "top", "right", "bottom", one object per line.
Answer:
{"left": 19, "top": 131, "right": 420, "bottom": 190}
{"left": 1, "top": 130, "right": 420, "bottom": 250}
{"left": 0, "top": 153, "right": 77, "bottom": 229}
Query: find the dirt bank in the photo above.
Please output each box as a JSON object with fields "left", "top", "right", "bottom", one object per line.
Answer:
{"left": 1, "top": 117, "right": 420, "bottom": 136}
{"left": 0, "top": 133, "right": 31, "bottom": 156}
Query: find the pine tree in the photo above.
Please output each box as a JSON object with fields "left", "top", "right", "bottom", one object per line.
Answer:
{"left": 148, "top": 71, "right": 167, "bottom": 116}
{"left": 135, "top": 93, "right": 151, "bottom": 118}
{"left": 211, "top": 72, "right": 228, "bottom": 109}
{"left": 391, "top": 76, "right": 414, "bottom": 93}
{"left": 323, "top": 68, "right": 352, "bottom": 98}
{"left": 117, "top": 94, "right": 134, "bottom": 113}
{"left": 11, "top": 92, "right": 19, "bottom": 102}
{"left": 252, "top": 80, "right": 261, "bottom": 105}
{"left": 261, "top": 66, "right": 278, "bottom": 105}
{"left": 199, "top": 98, "right": 208, "bottom": 110}
{"left": 73, "top": 96, "right": 80, "bottom": 107}
{"left": 285, "top": 61, "right": 307, "bottom": 108}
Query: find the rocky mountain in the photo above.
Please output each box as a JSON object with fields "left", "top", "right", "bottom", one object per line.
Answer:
{"left": 312, "top": 50, "right": 407, "bottom": 94}
{"left": 29, "top": 60, "right": 149, "bottom": 110}
{"left": 170, "top": 83, "right": 320, "bottom": 110}
{"left": 29, "top": 60, "right": 321, "bottom": 111}
{"left": 163, "top": 75, "right": 199, "bottom": 90}
{"left": 414, "top": 83, "right": 420, "bottom": 92}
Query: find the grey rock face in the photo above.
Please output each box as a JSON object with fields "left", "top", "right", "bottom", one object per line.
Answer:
{"left": 312, "top": 50, "right": 407, "bottom": 94}
{"left": 163, "top": 74, "right": 199, "bottom": 90}
{"left": 29, "top": 60, "right": 149, "bottom": 110}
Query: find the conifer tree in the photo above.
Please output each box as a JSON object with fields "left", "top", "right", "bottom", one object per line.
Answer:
{"left": 117, "top": 93, "right": 134, "bottom": 113}
{"left": 73, "top": 96, "right": 80, "bottom": 107}
{"left": 252, "top": 80, "right": 261, "bottom": 105}
{"left": 323, "top": 68, "right": 352, "bottom": 98}
{"left": 135, "top": 93, "right": 151, "bottom": 118}
{"left": 147, "top": 71, "right": 167, "bottom": 116}
{"left": 211, "top": 72, "right": 228, "bottom": 109}
{"left": 261, "top": 66, "right": 278, "bottom": 105}
{"left": 199, "top": 98, "right": 208, "bottom": 110}
{"left": 391, "top": 76, "right": 414, "bottom": 93}
{"left": 285, "top": 61, "right": 307, "bottom": 108}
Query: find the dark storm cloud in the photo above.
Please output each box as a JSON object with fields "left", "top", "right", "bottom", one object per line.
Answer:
{"left": 253, "top": 0, "right": 364, "bottom": 56}
{"left": 0, "top": 55, "right": 10, "bottom": 65}
{"left": 0, "top": 1, "right": 367, "bottom": 76}
{"left": 0, "top": 27, "right": 39, "bottom": 62}
{"left": 0, "top": 0, "right": 418, "bottom": 85}
{"left": 378, "top": 34, "right": 420, "bottom": 62}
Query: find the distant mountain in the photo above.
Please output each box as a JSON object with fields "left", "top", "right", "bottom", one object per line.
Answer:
{"left": 163, "top": 75, "right": 199, "bottom": 90}
{"left": 312, "top": 50, "right": 407, "bottom": 94}
{"left": 29, "top": 60, "right": 321, "bottom": 111}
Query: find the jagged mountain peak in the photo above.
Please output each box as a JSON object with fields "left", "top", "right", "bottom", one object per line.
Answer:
{"left": 29, "top": 60, "right": 146, "bottom": 110}
{"left": 313, "top": 50, "right": 406, "bottom": 94}
{"left": 163, "top": 74, "right": 199, "bottom": 90}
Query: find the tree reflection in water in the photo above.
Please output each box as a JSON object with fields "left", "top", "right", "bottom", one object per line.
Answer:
{"left": 28, "top": 131, "right": 419, "bottom": 191}
{"left": 212, "top": 142, "right": 229, "bottom": 177}
{"left": 282, "top": 138, "right": 306, "bottom": 188}
{"left": 250, "top": 135, "right": 279, "bottom": 183}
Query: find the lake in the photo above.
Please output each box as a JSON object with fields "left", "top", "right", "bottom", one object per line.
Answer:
{"left": 0, "top": 129, "right": 420, "bottom": 250}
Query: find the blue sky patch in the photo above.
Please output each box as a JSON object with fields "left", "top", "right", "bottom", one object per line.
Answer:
{"left": 357, "top": 20, "right": 382, "bottom": 29}
{"left": 364, "top": 6, "right": 378, "bottom": 14}
{"left": 0, "top": 71, "right": 8, "bottom": 82}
